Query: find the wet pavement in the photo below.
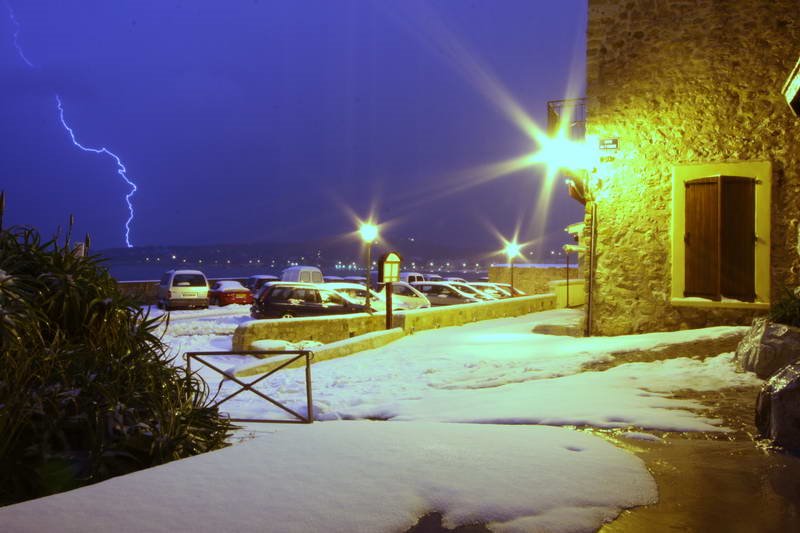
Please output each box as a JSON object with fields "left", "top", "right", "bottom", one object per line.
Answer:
{"left": 601, "top": 385, "right": 800, "bottom": 532}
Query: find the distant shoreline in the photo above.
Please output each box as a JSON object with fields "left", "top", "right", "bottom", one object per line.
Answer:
{"left": 107, "top": 262, "right": 574, "bottom": 282}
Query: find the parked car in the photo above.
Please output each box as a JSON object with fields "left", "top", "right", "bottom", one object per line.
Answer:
{"left": 425, "top": 274, "right": 443, "bottom": 282}
{"left": 324, "top": 282, "right": 385, "bottom": 312}
{"left": 244, "top": 274, "right": 279, "bottom": 293}
{"left": 324, "top": 275, "right": 345, "bottom": 282}
{"left": 444, "top": 277, "right": 467, "bottom": 283}
{"left": 281, "top": 265, "right": 324, "bottom": 283}
{"left": 157, "top": 269, "right": 209, "bottom": 310}
{"left": 377, "top": 281, "right": 431, "bottom": 310}
{"left": 469, "top": 282, "right": 513, "bottom": 299}
{"left": 343, "top": 276, "right": 366, "bottom": 285}
{"left": 411, "top": 282, "right": 480, "bottom": 306}
{"left": 400, "top": 272, "right": 425, "bottom": 284}
{"left": 250, "top": 282, "right": 371, "bottom": 319}
{"left": 209, "top": 280, "right": 253, "bottom": 306}
{"left": 448, "top": 281, "right": 498, "bottom": 301}
{"left": 494, "top": 283, "right": 527, "bottom": 297}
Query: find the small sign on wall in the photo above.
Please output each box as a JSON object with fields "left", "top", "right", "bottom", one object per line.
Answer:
{"left": 599, "top": 138, "right": 619, "bottom": 151}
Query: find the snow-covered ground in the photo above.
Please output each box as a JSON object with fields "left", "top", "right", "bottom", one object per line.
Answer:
{"left": 174, "top": 309, "right": 756, "bottom": 433}
{"left": 1, "top": 309, "right": 761, "bottom": 533}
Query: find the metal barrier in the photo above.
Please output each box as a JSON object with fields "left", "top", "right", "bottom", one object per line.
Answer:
{"left": 185, "top": 350, "right": 314, "bottom": 424}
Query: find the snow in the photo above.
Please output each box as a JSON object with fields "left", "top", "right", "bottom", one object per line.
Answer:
{"left": 210, "top": 280, "right": 247, "bottom": 291}
{"left": 145, "top": 303, "right": 252, "bottom": 323}
{"left": 1, "top": 308, "right": 758, "bottom": 532}
{"left": 0, "top": 422, "right": 656, "bottom": 533}
{"left": 178, "top": 310, "right": 755, "bottom": 433}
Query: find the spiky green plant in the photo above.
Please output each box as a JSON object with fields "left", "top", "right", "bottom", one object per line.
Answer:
{"left": 0, "top": 224, "right": 233, "bottom": 506}
{"left": 769, "top": 287, "right": 800, "bottom": 328}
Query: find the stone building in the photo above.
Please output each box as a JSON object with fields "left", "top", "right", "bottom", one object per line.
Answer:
{"left": 584, "top": 0, "right": 800, "bottom": 335}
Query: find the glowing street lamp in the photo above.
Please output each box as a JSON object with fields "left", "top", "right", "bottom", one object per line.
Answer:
{"left": 359, "top": 222, "right": 379, "bottom": 310}
{"left": 504, "top": 241, "right": 523, "bottom": 293}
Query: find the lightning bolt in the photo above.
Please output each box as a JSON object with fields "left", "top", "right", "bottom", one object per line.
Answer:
{"left": 5, "top": 0, "right": 33, "bottom": 67}
{"left": 55, "top": 95, "right": 137, "bottom": 247}
{"left": 5, "top": 1, "right": 138, "bottom": 247}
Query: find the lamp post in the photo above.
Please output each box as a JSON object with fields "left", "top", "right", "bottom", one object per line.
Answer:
{"left": 359, "top": 222, "right": 379, "bottom": 311}
{"left": 504, "top": 241, "right": 522, "bottom": 293}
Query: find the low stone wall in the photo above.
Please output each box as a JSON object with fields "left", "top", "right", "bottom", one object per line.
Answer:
{"left": 117, "top": 280, "right": 160, "bottom": 303}
{"left": 236, "top": 328, "right": 407, "bottom": 377}
{"left": 549, "top": 279, "right": 586, "bottom": 308}
{"left": 233, "top": 312, "right": 386, "bottom": 351}
{"left": 489, "top": 266, "right": 578, "bottom": 295}
{"left": 232, "top": 293, "right": 558, "bottom": 351}
{"left": 400, "top": 294, "right": 557, "bottom": 333}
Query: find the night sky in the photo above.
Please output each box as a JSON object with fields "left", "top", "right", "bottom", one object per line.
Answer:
{"left": 1, "top": 0, "right": 586, "bottom": 253}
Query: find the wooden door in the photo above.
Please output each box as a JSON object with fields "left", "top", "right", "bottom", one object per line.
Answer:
{"left": 684, "top": 178, "right": 720, "bottom": 299}
{"left": 720, "top": 176, "right": 756, "bottom": 301}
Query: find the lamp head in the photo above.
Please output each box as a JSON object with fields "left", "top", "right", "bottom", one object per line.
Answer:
{"left": 359, "top": 222, "right": 379, "bottom": 243}
{"left": 504, "top": 241, "right": 522, "bottom": 259}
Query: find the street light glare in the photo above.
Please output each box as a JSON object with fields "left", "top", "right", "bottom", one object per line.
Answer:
{"left": 504, "top": 242, "right": 522, "bottom": 258}
{"left": 359, "top": 222, "right": 379, "bottom": 243}
{"left": 527, "top": 133, "right": 597, "bottom": 176}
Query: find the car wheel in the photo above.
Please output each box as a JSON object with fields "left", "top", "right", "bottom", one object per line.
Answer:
{"left": 156, "top": 300, "right": 164, "bottom": 309}
{"left": 281, "top": 312, "right": 295, "bottom": 319}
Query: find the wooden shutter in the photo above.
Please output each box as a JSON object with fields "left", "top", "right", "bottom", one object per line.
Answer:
{"left": 684, "top": 178, "right": 720, "bottom": 299}
{"left": 720, "top": 176, "right": 756, "bottom": 301}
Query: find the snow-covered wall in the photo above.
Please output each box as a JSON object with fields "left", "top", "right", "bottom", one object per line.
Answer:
{"left": 232, "top": 294, "right": 558, "bottom": 351}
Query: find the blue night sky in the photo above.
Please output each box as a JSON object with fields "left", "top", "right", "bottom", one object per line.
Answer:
{"left": 1, "top": 0, "right": 586, "bottom": 252}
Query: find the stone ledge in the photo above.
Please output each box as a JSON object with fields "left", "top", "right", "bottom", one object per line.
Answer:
{"left": 670, "top": 298, "right": 770, "bottom": 310}
{"left": 235, "top": 328, "right": 406, "bottom": 377}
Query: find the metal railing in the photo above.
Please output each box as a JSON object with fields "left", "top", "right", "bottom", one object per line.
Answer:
{"left": 546, "top": 97, "right": 586, "bottom": 139}
{"left": 186, "top": 349, "right": 314, "bottom": 424}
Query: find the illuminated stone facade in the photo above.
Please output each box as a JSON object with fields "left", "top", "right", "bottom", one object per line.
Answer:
{"left": 586, "top": 0, "right": 800, "bottom": 334}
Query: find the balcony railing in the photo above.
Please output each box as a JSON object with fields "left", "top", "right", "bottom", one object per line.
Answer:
{"left": 546, "top": 98, "right": 586, "bottom": 140}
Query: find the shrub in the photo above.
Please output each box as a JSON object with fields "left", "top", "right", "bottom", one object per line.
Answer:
{"left": 769, "top": 286, "right": 800, "bottom": 328}
{"left": 0, "top": 225, "right": 233, "bottom": 506}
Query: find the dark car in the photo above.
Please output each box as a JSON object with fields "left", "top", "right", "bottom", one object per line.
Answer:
{"left": 250, "top": 282, "right": 370, "bottom": 319}
{"left": 244, "top": 275, "right": 280, "bottom": 293}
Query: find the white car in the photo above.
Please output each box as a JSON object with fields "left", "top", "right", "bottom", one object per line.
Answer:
{"left": 324, "top": 282, "right": 386, "bottom": 312}
{"left": 448, "top": 281, "right": 498, "bottom": 301}
{"left": 411, "top": 282, "right": 480, "bottom": 306}
{"left": 493, "top": 283, "right": 526, "bottom": 297}
{"left": 157, "top": 269, "right": 209, "bottom": 310}
{"left": 377, "top": 281, "right": 431, "bottom": 310}
{"left": 467, "top": 282, "right": 512, "bottom": 299}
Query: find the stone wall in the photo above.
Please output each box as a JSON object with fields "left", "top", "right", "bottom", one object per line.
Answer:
{"left": 488, "top": 265, "right": 578, "bottom": 295}
{"left": 586, "top": 0, "right": 800, "bottom": 334}
{"left": 232, "top": 293, "right": 557, "bottom": 351}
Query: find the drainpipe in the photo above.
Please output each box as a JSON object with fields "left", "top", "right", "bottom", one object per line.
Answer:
{"left": 585, "top": 202, "right": 598, "bottom": 337}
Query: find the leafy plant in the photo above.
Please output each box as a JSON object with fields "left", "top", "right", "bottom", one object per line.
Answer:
{"left": 769, "top": 286, "right": 800, "bottom": 328}
{"left": 0, "top": 222, "right": 233, "bottom": 506}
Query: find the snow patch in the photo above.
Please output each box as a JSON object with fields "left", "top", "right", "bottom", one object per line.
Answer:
{"left": 0, "top": 422, "right": 656, "bottom": 533}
